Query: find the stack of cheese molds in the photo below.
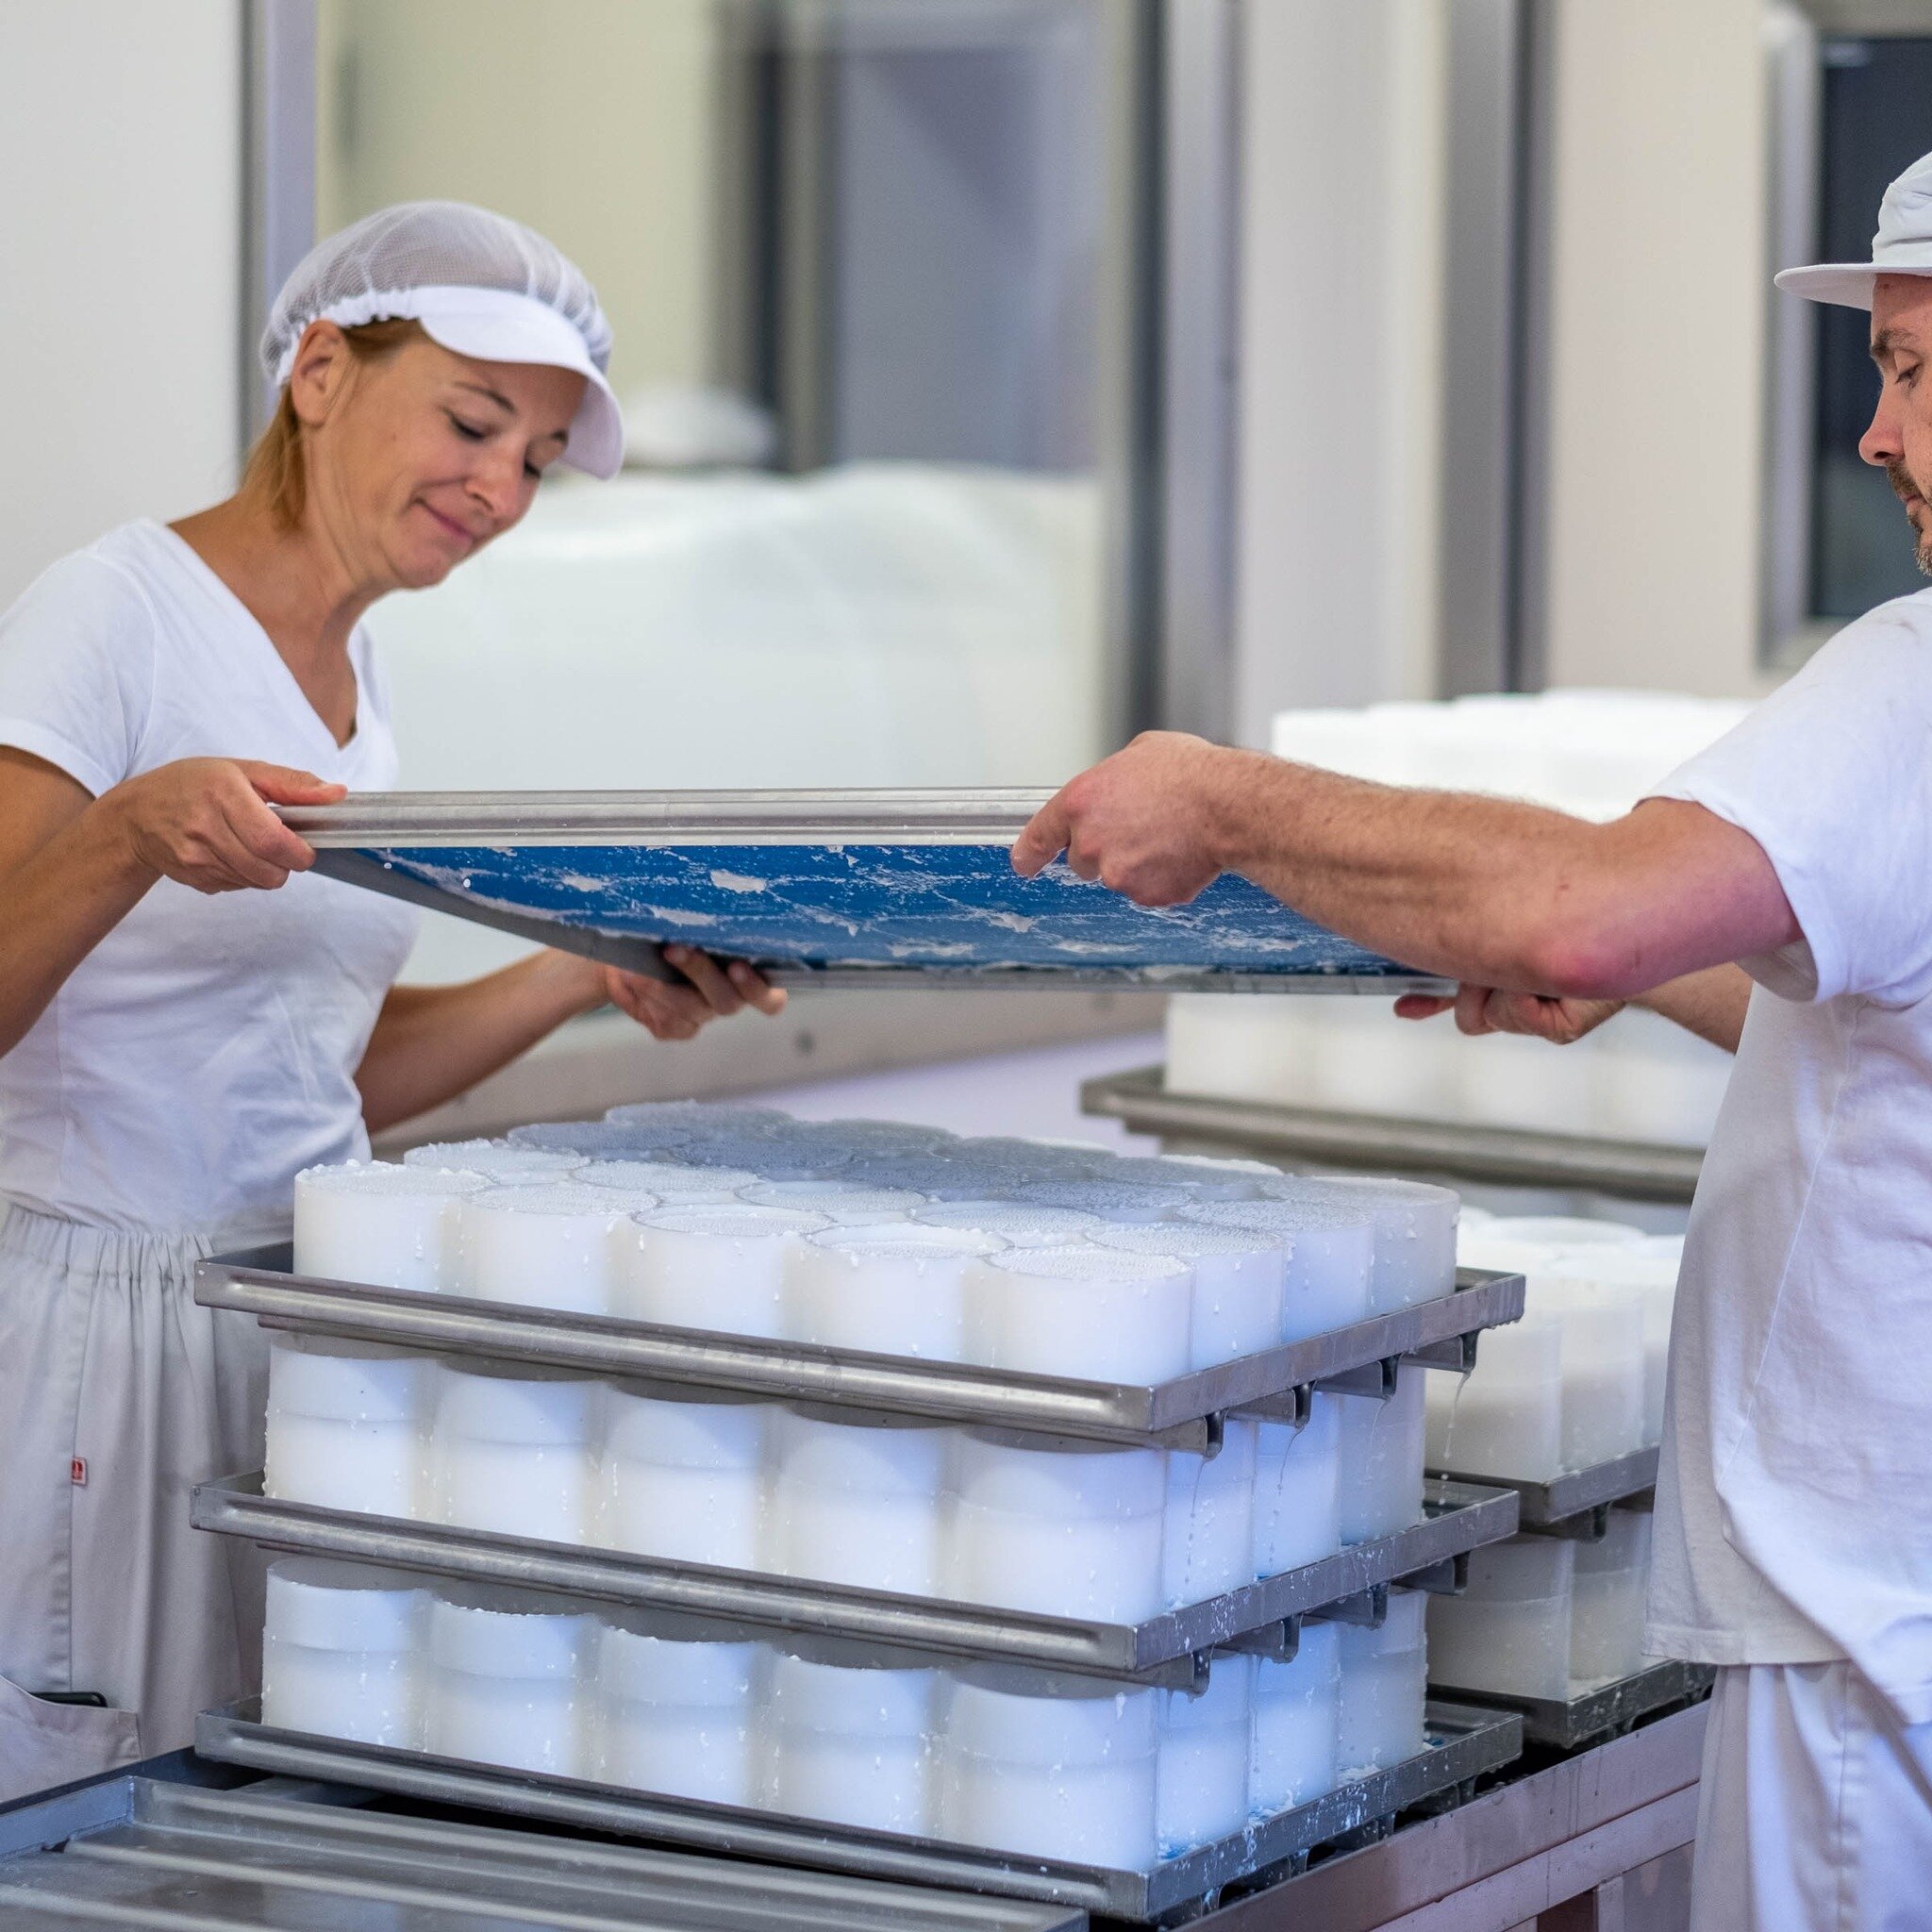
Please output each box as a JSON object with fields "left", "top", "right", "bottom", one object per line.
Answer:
{"left": 1421, "top": 1210, "right": 1679, "bottom": 1717}
{"left": 1428, "top": 1213, "right": 1682, "bottom": 1480}
{"left": 1424, "top": 1506, "right": 1657, "bottom": 1706}
{"left": 261, "top": 1562, "right": 1435, "bottom": 1866}
{"left": 243, "top": 1101, "right": 1524, "bottom": 1884}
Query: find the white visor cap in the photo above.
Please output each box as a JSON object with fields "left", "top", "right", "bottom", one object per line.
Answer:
{"left": 1776, "top": 149, "right": 1932, "bottom": 311}
{"left": 261, "top": 200, "right": 623, "bottom": 478}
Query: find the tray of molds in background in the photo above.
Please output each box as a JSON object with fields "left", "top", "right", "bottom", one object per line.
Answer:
{"left": 1425, "top": 1503, "right": 1711, "bottom": 1750}
{"left": 1425, "top": 1447, "right": 1659, "bottom": 1541}
{"left": 196, "top": 1698, "right": 1522, "bottom": 1922}
{"left": 1079, "top": 1066, "right": 1705, "bottom": 1205}
{"left": 192, "top": 1473, "right": 1519, "bottom": 1689}
{"left": 277, "top": 790, "right": 1453, "bottom": 995}
{"left": 1427, "top": 1658, "right": 1714, "bottom": 1753}
{"left": 195, "top": 1248, "right": 1526, "bottom": 1455}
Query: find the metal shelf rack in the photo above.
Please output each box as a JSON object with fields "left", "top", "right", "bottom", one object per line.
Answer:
{"left": 194, "top": 1473, "right": 1518, "bottom": 1690}
{"left": 196, "top": 1246, "right": 1526, "bottom": 1455}
{"left": 0, "top": 1771, "right": 1080, "bottom": 1932}
{"left": 1426, "top": 1448, "right": 1659, "bottom": 1541}
{"left": 1428, "top": 1658, "right": 1714, "bottom": 1754}
{"left": 194, "top": 1700, "right": 1523, "bottom": 1923}
{"left": 1080, "top": 1066, "right": 1703, "bottom": 1206}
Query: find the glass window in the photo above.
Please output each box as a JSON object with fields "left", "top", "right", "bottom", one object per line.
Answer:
{"left": 313, "top": 0, "right": 1152, "bottom": 818}
{"left": 1808, "top": 33, "right": 1932, "bottom": 620}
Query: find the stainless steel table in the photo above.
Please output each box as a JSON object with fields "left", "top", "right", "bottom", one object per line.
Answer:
{"left": 2, "top": 1705, "right": 1703, "bottom": 1932}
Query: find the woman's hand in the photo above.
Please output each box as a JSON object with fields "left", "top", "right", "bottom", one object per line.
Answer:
{"left": 358, "top": 942, "right": 791, "bottom": 1133}
{"left": 1393, "top": 984, "right": 1624, "bottom": 1043}
{"left": 583, "top": 943, "right": 788, "bottom": 1042}
{"left": 100, "top": 758, "right": 343, "bottom": 893}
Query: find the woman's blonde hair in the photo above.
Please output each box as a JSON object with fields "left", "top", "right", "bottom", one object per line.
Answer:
{"left": 242, "top": 317, "right": 427, "bottom": 529}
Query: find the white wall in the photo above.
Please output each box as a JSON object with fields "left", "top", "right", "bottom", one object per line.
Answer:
{"left": 0, "top": 3, "right": 241, "bottom": 609}
{"left": 1232, "top": 0, "right": 1777, "bottom": 726}
{"left": 1232, "top": 0, "right": 1448, "bottom": 743}
{"left": 1539, "top": 0, "right": 1772, "bottom": 697}
{"left": 315, "top": 0, "right": 721, "bottom": 399}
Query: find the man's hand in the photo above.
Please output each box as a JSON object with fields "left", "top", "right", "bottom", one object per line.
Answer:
{"left": 1012, "top": 732, "right": 1244, "bottom": 906}
{"left": 1393, "top": 984, "right": 1624, "bottom": 1043}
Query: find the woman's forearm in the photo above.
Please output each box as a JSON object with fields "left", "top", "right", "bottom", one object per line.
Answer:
{"left": 0, "top": 787, "right": 158, "bottom": 1058}
{"left": 1634, "top": 964, "right": 1752, "bottom": 1054}
{"left": 354, "top": 950, "right": 605, "bottom": 1134}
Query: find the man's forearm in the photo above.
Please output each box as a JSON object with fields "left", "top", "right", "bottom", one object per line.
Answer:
{"left": 1203, "top": 752, "right": 1790, "bottom": 1002}
{"left": 1208, "top": 758, "right": 1597, "bottom": 990}
{"left": 1634, "top": 964, "right": 1752, "bottom": 1054}
{"left": 1013, "top": 733, "right": 1800, "bottom": 1005}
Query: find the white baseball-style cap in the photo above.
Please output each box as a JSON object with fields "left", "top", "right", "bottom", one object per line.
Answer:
{"left": 261, "top": 201, "right": 624, "bottom": 478}
{"left": 1776, "top": 149, "right": 1932, "bottom": 311}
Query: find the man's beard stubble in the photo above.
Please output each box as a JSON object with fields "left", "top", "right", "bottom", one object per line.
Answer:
{"left": 1886, "top": 457, "right": 1932, "bottom": 579}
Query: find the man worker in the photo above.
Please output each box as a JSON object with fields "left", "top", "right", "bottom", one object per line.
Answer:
{"left": 1015, "top": 153, "right": 1932, "bottom": 1924}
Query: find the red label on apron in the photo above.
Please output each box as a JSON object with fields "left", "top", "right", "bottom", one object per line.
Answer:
{"left": 70, "top": 1457, "right": 87, "bottom": 1486}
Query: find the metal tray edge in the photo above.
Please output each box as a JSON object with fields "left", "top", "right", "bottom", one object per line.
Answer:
{"left": 1083, "top": 1067, "right": 1704, "bottom": 1203}
{"left": 193, "top": 1474, "right": 1520, "bottom": 1682}
{"left": 195, "top": 1249, "right": 1524, "bottom": 1452}
{"left": 1428, "top": 1659, "right": 1715, "bottom": 1750}
{"left": 1425, "top": 1448, "right": 1660, "bottom": 1531}
{"left": 192, "top": 1702, "right": 1523, "bottom": 1921}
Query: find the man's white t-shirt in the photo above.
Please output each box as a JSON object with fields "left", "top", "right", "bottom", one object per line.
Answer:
{"left": 1646, "top": 585, "right": 1932, "bottom": 1724}
{"left": 0, "top": 521, "right": 419, "bottom": 1244}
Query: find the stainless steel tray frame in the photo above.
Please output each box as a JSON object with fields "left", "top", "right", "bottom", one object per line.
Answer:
{"left": 282, "top": 790, "right": 1059, "bottom": 847}
{"left": 1425, "top": 1448, "right": 1659, "bottom": 1541}
{"left": 281, "top": 794, "right": 1453, "bottom": 997}
{"left": 193, "top": 1473, "right": 1519, "bottom": 1690}
{"left": 1081, "top": 1065, "right": 1705, "bottom": 1205}
{"left": 1429, "top": 1659, "right": 1715, "bottom": 1752}
{"left": 0, "top": 1774, "right": 1083, "bottom": 1932}
{"left": 194, "top": 1700, "right": 1523, "bottom": 1922}
{"left": 197, "top": 1246, "right": 1526, "bottom": 1456}
{"left": 312, "top": 850, "right": 1438, "bottom": 998}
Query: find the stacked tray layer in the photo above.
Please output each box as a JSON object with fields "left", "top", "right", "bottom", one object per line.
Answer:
{"left": 200, "top": 1104, "right": 1529, "bottom": 1900}
{"left": 255, "top": 1558, "right": 1448, "bottom": 1866}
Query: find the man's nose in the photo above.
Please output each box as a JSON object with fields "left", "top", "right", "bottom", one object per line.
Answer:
{"left": 1859, "top": 385, "right": 1904, "bottom": 468}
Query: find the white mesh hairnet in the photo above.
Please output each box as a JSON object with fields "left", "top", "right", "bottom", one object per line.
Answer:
{"left": 261, "top": 200, "right": 622, "bottom": 476}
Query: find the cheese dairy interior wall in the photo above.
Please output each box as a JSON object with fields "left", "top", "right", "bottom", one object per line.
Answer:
{"left": 0, "top": 2, "right": 1789, "bottom": 718}
{"left": 0, "top": 0, "right": 241, "bottom": 610}
{"left": 1233, "top": 0, "right": 1777, "bottom": 730}
{"left": 1539, "top": 0, "right": 1771, "bottom": 698}
{"left": 1233, "top": 0, "right": 1449, "bottom": 740}
{"left": 314, "top": 0, "right": 720, "bottom": 406}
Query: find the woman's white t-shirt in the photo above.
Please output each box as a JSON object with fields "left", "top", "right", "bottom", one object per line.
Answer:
{"left": 0, "top": 520, "right": 419, "bottom": 1243}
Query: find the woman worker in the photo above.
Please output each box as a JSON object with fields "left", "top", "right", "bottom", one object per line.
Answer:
{"left": 0, "top": 201, "right": 782, "bottom": 1795}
